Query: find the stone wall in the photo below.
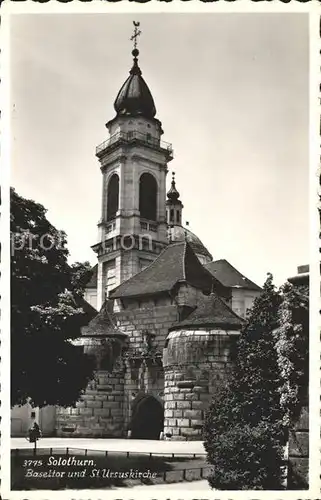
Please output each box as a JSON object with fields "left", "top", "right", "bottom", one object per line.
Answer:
{"left": 114, "top": 299, "right": 179, "bottom": 351}
{"left": 114, "top": 300, "right": 179, "bottom": 434}
{"left": 163, "top": 329, "right": 238, "bottom": 440}
{"left": 56, "top": 366, "right": 125, "bottom": 438}
{"left": 288, "top": 405, "right": 309, "bottom": 489}
{"left": 56, "top": 299, "right": 179, "bottom": 438}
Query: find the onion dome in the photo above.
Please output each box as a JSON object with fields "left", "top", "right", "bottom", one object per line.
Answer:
{"left": 114, "top": 49, "right": 156, "bottom": 119}
{"left": 166, "top": 172, "right": 181, "bottom": 205}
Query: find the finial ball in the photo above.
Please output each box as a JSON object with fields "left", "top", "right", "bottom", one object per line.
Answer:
{"left": 132, "top": 48, "right": 139, "bottom": 57}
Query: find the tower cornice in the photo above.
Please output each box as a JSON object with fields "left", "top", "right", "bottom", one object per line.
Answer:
{"left": 106, "top": 115, "right": 164, "bottom": 135}
{"left": 131, "top": 154, "right": 169, "bottom": 170}
{"left": 99, "top": 154, "right": 128, "bottom": 173}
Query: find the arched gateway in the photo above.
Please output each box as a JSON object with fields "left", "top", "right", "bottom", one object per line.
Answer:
{"left": 131, "top": 396, "right": 164, "bottom": 440}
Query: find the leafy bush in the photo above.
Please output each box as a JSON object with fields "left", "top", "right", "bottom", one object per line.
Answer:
{"left": 203, "top": 274, "right": 286, "bottom": 490}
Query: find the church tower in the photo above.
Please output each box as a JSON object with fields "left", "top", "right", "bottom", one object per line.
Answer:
{"left": 93, "top": 23, "right": 173, "bottom": 310}
{"left": 166, "top": 172, "right": 183, "bottom": 228}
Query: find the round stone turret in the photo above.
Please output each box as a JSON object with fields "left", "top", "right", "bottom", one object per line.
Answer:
{"left": 56, "top": 301, "right": 129, "bottom": 438}
{"left": 163, "top": 294, "right": 243, "bottom": 440}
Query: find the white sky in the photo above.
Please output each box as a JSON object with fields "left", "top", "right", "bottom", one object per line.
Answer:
{"left": 10, "top": 13, "right": 309, "bottom": 287}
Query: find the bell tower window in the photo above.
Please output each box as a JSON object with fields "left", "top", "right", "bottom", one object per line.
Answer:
{"left": 107, "top": 173, "right": 119, "bottom": 221}
{"left": 139, "top": 173, "right": 157, "bottom": 221}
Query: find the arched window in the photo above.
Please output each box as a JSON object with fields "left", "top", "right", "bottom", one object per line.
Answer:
{"left": 139, "top": 173, "right": 157, "bottom": 221}
{"left": 107, "top": 174, "right": 119, "bottom": 221}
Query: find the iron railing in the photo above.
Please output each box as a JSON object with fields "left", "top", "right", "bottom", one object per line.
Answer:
{"left": 13, "top": 447, "right": 206, "bottom": 458}
{"left": 96, "top": 131, "right": 173, "bottom": 159}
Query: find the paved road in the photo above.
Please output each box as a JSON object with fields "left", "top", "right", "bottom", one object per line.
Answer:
{"left": 11, "top": 437, "right": 206, "bottom": 455}
{"left": 130, "top": 479, "right": 213, "bottom": 491}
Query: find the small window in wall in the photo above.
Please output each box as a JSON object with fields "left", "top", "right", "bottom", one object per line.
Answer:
{"left": 170, "top": 209, "right": 174, "bottom": 223}
{"left": 176, "top": 211, "right": 181, "bottom": 224}
{"left": 107, "top": 174, "right": 119, "bottom": 221}
{"left": 127, "top": 131, "right": 134, "bottom": 139}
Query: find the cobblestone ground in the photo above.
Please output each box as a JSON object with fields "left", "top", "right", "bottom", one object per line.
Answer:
{"left": 11, "top": 437, "right": 205, "bottom": 455}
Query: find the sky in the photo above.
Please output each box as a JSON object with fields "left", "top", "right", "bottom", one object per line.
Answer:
{"left": 10, "top": 13, "right": 309, "bottom": 287}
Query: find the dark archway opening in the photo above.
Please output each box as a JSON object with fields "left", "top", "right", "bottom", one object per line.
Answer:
{"left": 139, "top": 173, "right": 157, "bottom": 221}
{"left": 131, "top": 396, "right": 164, "bottom": 440}
{"left": 107, "top": 173, "right": 119, "bottom": 221}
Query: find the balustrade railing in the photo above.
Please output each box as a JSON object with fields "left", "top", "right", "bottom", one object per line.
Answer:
{"left": 96, "top": 130, "right": 173, "bottom": 158}
{"left": 140, "top": 219, "right": 157, "bottom": 232}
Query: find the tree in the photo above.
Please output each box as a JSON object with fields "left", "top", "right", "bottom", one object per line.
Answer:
{"left": 274, "top": 281, "right": 309, "bottom": 426}
{"left": 70, "top": 261, "right": 94, "bottom": 297}
{"left": 203, "top": 274, "right": 285, "bottom": 490}
{"left": 11, "top": 188, "right": 95, "bottom": 408}
{"left": 274, "top": 281, "right": 309, "bottom": 489}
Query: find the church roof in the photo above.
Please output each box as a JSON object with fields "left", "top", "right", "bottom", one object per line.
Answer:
{"left": 81, "top": 300, "right": 127, "bottom": 338}
{"left": 109, "top": 240, "right": 219, "bottom": 299}
{"left": 205, "top": 259, "right": 262, "bottom": 291}
{"left": 171, "top": 293, "right": 244, "bottom": 330}
{"left": 170, "top": 225, "right": 213, "bottom": 261}
{"left": 114, "top": 49, "right": 156, "bottom": 119}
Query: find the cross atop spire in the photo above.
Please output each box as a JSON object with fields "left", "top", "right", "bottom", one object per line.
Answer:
{"left": 130, "top": 21, "right": 141, "bottom": 52}
{"left": 113, "top": 20, "right": 157, "bottom": 119}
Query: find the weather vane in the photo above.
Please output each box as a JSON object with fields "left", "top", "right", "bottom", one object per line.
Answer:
{"left": 130, "top": 21, "right": 141, "bottom": 51}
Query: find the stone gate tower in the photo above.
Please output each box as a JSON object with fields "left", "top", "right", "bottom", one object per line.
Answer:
{"left": 93, "top": 43, "right": 173, "bottom": 310}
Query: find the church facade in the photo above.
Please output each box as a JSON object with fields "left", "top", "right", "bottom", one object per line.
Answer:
{"left": 11, "top": 36, "right": 262, "bottom": 440}
{"left": 55, "top": 42, "right": 262, "bottom": 441}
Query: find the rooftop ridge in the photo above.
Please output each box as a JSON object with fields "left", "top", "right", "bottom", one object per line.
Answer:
{"left": 109, "top": 240, "right": 186, "bottom": 298}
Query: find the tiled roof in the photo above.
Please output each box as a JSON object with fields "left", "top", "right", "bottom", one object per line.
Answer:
{"left": 81, "top": 300, "right": 127, "bottom": 338}
{"left": 205, "top": 259, "right": 262, "bottom": 292}
{"left": 85, "top": 264, "right": 98, "bottom": 289}
{"left": 110, "top": 241, "right": 217, "bottom": 299}
{"left": 172, "top": 293, "right": 244, "bottom": 330}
